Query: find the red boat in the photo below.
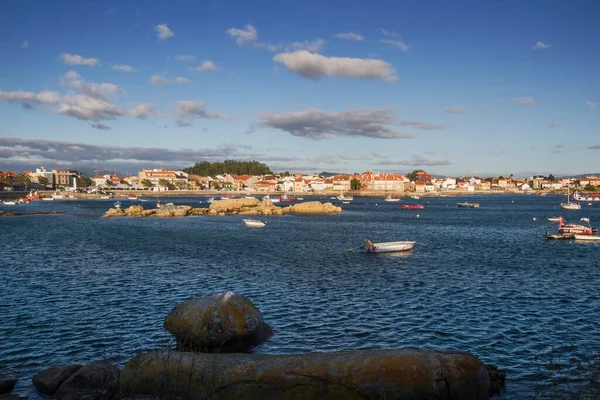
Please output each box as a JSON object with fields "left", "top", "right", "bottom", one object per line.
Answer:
{"left": 402, "top": 204, "right": 424, "bottom": 209}
{"left": 278, "top": 194, "right": 297, "bottom": 203}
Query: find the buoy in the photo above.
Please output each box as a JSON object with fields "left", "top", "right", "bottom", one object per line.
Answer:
{"left": 416, "top": 214, "right": 420, "bottom": 218}
{"left": 512, "top": 200, "right": 515, "bottom": 203}
{"left": 533, "top": 217, "right": 537, "bottom": 221}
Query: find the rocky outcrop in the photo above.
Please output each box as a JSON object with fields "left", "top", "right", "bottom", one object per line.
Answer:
{"left": 282, "top": 201, "right": 342, "bottom": 214}
{"left": 0, "top": 378, "right": 17, "bottom": 395}
{"left": 120, "top": 349, "right": 491, "bottom": 399}
{"left": 164, "top": 292, "right": 273, "bottom": 352}
{"left": 32, "top": 365, "right": 82, "bottom": 396}
{"left": 102, "top": 205, "right": 202, "bottom": 218}
{"left": 486, "top": 364, "right": 506, "bottom": 396}
{"left": 0, "top": 211, "right": 63, "bottom": 217}
{"left": 54, "top": 361, "right": 119, "bottom": 400}
{"left": 208, "top": 198, "right": 260, "bottom": 213}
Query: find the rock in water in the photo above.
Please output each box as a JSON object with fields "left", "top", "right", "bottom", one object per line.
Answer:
{"left": 283, "top": 201, "right": 342, "bottom": 214}
{"left": 209, "top": 198, "right": 260, "bottom": 213}
{"left": 120, "top": 349, "right": 491, "bottom": 399}
{"left": 32, "top": 365, "right": 82, "bottom": 396}
{"left": 54, "top": 361, "right": 119, "bottom": 400}
{"left": 164, "top": 292, "right": 273, "bottom": 352}
{"left": 0, "top": 378, "right": 17, "bottom": 395}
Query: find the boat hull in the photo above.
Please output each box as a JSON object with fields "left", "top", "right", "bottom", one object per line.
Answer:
{"left": 362, "top": 240, "right": 416, "bottom": 253}
{"left": 243, "top": 219, "right": 266, "bottom": 227}
{"left": 402, "top": 205, "right": 424, "bottom": 209}
{"left": 560, "top": 203, "right": 581, "bottom": 210}
{"left": 456, "top": 202, "right": 479, "bottom": 208}
{"left": 573, "top": 234, "right": 600, "bottom": 242}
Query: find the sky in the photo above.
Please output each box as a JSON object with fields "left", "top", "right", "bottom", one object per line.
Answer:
{"left": 0, "top": 0, "right": 599, "bottom": 177}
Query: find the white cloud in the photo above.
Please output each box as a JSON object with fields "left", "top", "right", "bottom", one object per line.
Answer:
{"left": 130, "top": 103, "right": 159, "bottom": 119}
{"left": 273, "top": 51, "right": 397, "bottom": 82}
{"left": 61, "top": 53, "right": 101, "bottom": 66}
{"left": 381, "top": 39, "right": 410, "bottom": 52}
{"left": 176, "top": 100, "right": 230, "bottom": 119}
{"left": 334, "top": 32, "right": 363, "bottom": 41}
{"left": 254, "top": 108, "right": 413, "bottom": 140}
{"left": 586, "top": 101, "right": 596, "bottom": 109}
{"left": 57, "top": 95, "right": 125, "bottom": 121}
{"left": 532, "top": 41, "right": 551, "bottom": 50}
{"left": 188, "top": 61, "right": 218, "bottom": 72}
{"left": 442, "top": 106, "right": 467, "bottom": 113}
{"left": 0, "top": 90, "right": 61, "bottom": 106}
{"left": 112, "top": 64, "right": 137, "bottom": 72}
{"left": 61, "top": 71, "right": 123, "bottom": 101}
{"left": 91, "top": 123, "right": 111, "bottom": 130}
{"left": 155, "top": 23, "right": 174, "bottom": 40}
{"left": 21, "top": 39, "right": 29, "bottom": 48}
{"left": 549, "top": 120, "right": 560, "bottom": 128}
{"left": 514, "top": 96, "right": 535, "bottom": 106}
{"left": 381, "top": 28, "right": 398, "bottom": 37}
{"left": 175, "top": 55, "right": 195, "bottom": 61}
{"left": 149, "top": 75, "right": 189, "bottom": 85}
{"left": 226, "top": 24, "right": 258, "bottom": 46}
{"left": 398, "top": 120, "right": 445, "bottom": 130}
{"left": 288, "top": 39, "right": 325, "bottom": 52}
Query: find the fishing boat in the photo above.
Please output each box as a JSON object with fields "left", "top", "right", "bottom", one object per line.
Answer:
{"left": 402, "top": 204, "right": 424, "bottom": 209}
{"left": 243, "top": 219, "right": 267, "bottom": 227}
{"left": 560, "top": 184, "right": 581, "bottom": 210}
{"left": 263, "top": 194, "right": 279, "bottom": 203}
{"left": 361, "top": 238, "right": 416, "bottom": 253}
{"left": 384, "top": 195, "right": 401, "bottom": 202}
{"left": 545, "top": 217, "right": 598, "bottom": 240}
{"left": 2, "top": 200, "right": 17, "bottom": 205}
{"left": 411, "top": 195, "right": 420, "bottom": 200}
{"left": 27, "top": 190, "right": 41, "bottom": 200}
{"left": 279, "top": 194, "right": 297, "bottom": 203}
{"left": 114, "top": 201, "right": 122, "bottom": 208}
{"left": 337, "top": 192, "right": 354, "bottom": 201}
{"left": 456, "top": 202, "right": 479, "bottom": 208}
{"left": 573, "top": 234, "right": 600, "bottom": 242}
{"left": 573, "top": 192, "right": 600, "bottom": 202}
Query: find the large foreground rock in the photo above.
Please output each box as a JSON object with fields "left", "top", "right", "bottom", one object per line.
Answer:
{"left": 283, "top": 201, "right": 342, "bottom": 214}
{"left": 164, "top": 292, "right": 272, "bottom": 352}
{"left": 120, "top": 349, "right": 491, "bottom": 399}
{"left": 54, "top": 361, "right": 119, "bottom": 400}
{"left": 32, "top": 364, "right": 82, "bottom": 396}
{"left": 0, "top": 378, "right": 17, "bottom": 395}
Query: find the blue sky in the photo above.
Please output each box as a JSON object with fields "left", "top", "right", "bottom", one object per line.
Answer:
{"left": 0, "top": 0, "right": 599, "bottom": 176}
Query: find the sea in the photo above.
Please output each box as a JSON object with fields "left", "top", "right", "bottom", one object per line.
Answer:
{"left": 1, "top": 194, "right": 599, "bottom": 398}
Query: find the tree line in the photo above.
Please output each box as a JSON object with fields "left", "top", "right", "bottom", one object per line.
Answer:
{"left": 183, "top": 160, "right": 272, "bottom": 176}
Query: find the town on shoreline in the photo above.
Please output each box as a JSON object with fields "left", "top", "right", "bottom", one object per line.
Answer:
{"left": 2, "top": 165, "right": 599, "bottom": 199}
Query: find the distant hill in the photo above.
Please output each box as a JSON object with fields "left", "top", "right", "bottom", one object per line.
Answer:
{"left": 569, "top": 173, "right": 600, "bottom": 178}
{"left": 319, "top": 171, "right": 343, "bottom": 177}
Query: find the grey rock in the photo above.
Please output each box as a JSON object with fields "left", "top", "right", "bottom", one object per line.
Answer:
{"left": 32, "top": 364, "right": 82, "bottom": 396}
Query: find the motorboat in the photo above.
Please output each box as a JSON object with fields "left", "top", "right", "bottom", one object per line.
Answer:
{"left": 545, "top": 217, "right": 598, "bottom": 240}
{"left": 243, "top": 219, "right": 267, "bottom": 228}
{"left": 337, "top": 193, "right": 354, "bottom": 201}
{"left": 411, "top": 195, "right": 420, "bottom": 200}
{"left": 384, "top": 195, "right": 401, "bottom": 202}
{"left": 456, "top": 202, "right": 479, "bottom": 208}
{"left": 548, "top": 217, "right": 561, "bottom": 222}
{"left": 279, "top": 194, "right": 297, "bottom": 203}
{"left": 361, "top": 238, "right": 416, "bottom": 253}
{"left": 560, "top": 184, "right": 581, "bottom": 210}
{"left": 573, "top": 192, "right": 600, "bottom": 202}
{"left": 2, "top": 200, "right": 17, "bottom": 205}
{"left": 402, "top": 204, "right": 424, "bottom": 209}
{"left": 573, "top": 234, "right": 600, "bottom": 242}
{"left": 263, "top": 194, "right": 279, "bottom": 204}
{"left": 114, "top": 201, "right": 122, "bottom": 208}
{"left": 52, "top": 192, "right": 64, "bottom": 199}
{"left": 41, "top": 197, "right": 54, "bottom": 201}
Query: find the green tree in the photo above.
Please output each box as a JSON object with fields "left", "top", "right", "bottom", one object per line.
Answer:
{"left": 17, "top": 173, "right": 32, "bottom": 189}
{"left": 105, "top": 179, "right": 113, "bottom": 187}
{"left": 350, "top": 178, "right": 361, "bottom": 190}
{"left": 158, "top": 179, "right": 171, "bottom": 189}
{"left": 498, "top": 176, "right": 505, "bottom": 180}
{"left": 174, "top": 180, "right": 188, "bottom": 190}
{"left": 78, "top": 176, "right": 93, "bottom": 187}
{"left": 548, "top": 174, "right": 556, "bottom": 181}
{"left": 141, "top": 179, "right": 153, "bottom": 188}
{"left": 0, "top": 176, "right": 12, "bottom": 185}
{"left": 406, "top": 170, "right": 424, "bottom": 182}
{"left": 37, "top": 176, "right": 50, "bottom": 187}
{"left": 183, "top": 160, "right": 272, "bottom": 176}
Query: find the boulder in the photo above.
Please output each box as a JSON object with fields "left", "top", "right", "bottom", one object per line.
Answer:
{"left": 120, "top": 349, "right": 491, "bottom": 400}
{"left": 102, "top": 207, "right": 124, "bottom": 218}
{"left": 0, "top": 395, "right": 27, "bottom": 400}
{"left": 54, "top": 361, "right": 119, "bottom": 400}
{"left": 208, "top": 198, "right": 260, "bottom": 213}
{"left": 0, "top": 378, "right": 17, "bottom": 395}
{"left": 164, "top": 292, "right": 272, "bottom": 352}
{"left": 32, "top": 365, "right": 82, "bottom": 396}
{"left": 123, "top": 205, "right": 144, "bottom": 216}
{"left": 141, "top": 210, "right": 155, "bottom": 217}
{"left": 283, "top": 201, "right": 342, "bottom": 214}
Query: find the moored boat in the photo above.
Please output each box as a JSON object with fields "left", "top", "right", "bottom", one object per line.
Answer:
{"left": 456, "top": 202, "right": 479, "bottom": 208}
{"left": 361, "top": 238, "right": 416, "bottom": 253}
{"left": 411, "top": 195, "right": 420, "bottom": 200}
{"left": 573, "top": 234, "right": 600, "bottom": 242}
{"left": 243, "top": 219, "right": 267, "bottom": 227}
{"left": 384, "top": 195, "right": 401, "bottom": 202}
{"left": 337, "top": 192, "right": 353, "bottom": 201}
{"left": 573, "top": 192, "right": 600, "bottom": 202}
{"left": 402, "top": 204, "right": 424, "bottom": 209}
{"left": 279, "top": 194, "right": 297, "bottom": 203}
{"left": 560, "top": 184, "right": 581, "bottom": 210}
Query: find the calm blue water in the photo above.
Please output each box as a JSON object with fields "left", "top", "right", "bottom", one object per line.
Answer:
{"left": 1, "top": 194, "right": 599, "bottom": 398}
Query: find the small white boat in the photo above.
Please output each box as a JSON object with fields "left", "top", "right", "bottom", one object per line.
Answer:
{"left": 560, "top": 184, "right": 581, "bottom": 210}
{"left": 361, "top": 238, "right": 416, "bottom": 253}
{"left": 342, "top": 201, "right": 350, "bottom": 204}
{"left": 2, "top": 200, "right": 17, "bottom": 205}
{"left": 337, "top": 193, "right": 353, "bottom": 201}
{"left": 243, "top": 219, "right": 267, "bottom": 228}
{"left": 297, "top": 197, "right": 304, "bottom": 201}
{"left": 411, "top": 195, "right": 420, "bottom": 200}
{"left": 456, "top": 202, "right": 479, "bottom": 208}
{"left": 573, "top": 234, "right": 600, "bottom": 242}
{"left": 42, "top": 197, "right": 54, "bottom": 201}
{"left": 548, "top": 217, "right": 561, "bottom": 222}
{"left": 263, "top": 194, "right": 279, "bottom": 204}
{"left": 52, "top": 193, "right": 64, "bottom": 199}
{"left": 384, "top": 195, "right": 401, "bottom": 202}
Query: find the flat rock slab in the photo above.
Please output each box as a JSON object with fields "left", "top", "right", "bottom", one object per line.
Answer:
{"left": 121, "top": 348, "right": 491, "bottom": 399}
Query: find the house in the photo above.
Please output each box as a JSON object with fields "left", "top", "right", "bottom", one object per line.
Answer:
{"left": 138, "top": 169, "right": 188, "bottom": 188}
{"left": 310, "top": 178, "right": 326, "bottom": 191}
{"left": 414, "top": 182, "right": 426, "bottom": 193}
{"left": 332, "top": 175, "right": 352, "bottom": 192}
{"left": 294, "top": 178, "right": 305, "bottom": 192}
{"left": 254, "top": 181, "right": 276, "bottom": 192}
{"left": 415, "top": 171, "right": 432, "bottom": 183}
{"left": 441, "top": 178, "right": 457, "bottom": 191}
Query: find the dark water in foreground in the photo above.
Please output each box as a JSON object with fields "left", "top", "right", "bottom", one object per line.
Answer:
{"left": 1, "top": 194, "right": 599, "bottom": 398}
